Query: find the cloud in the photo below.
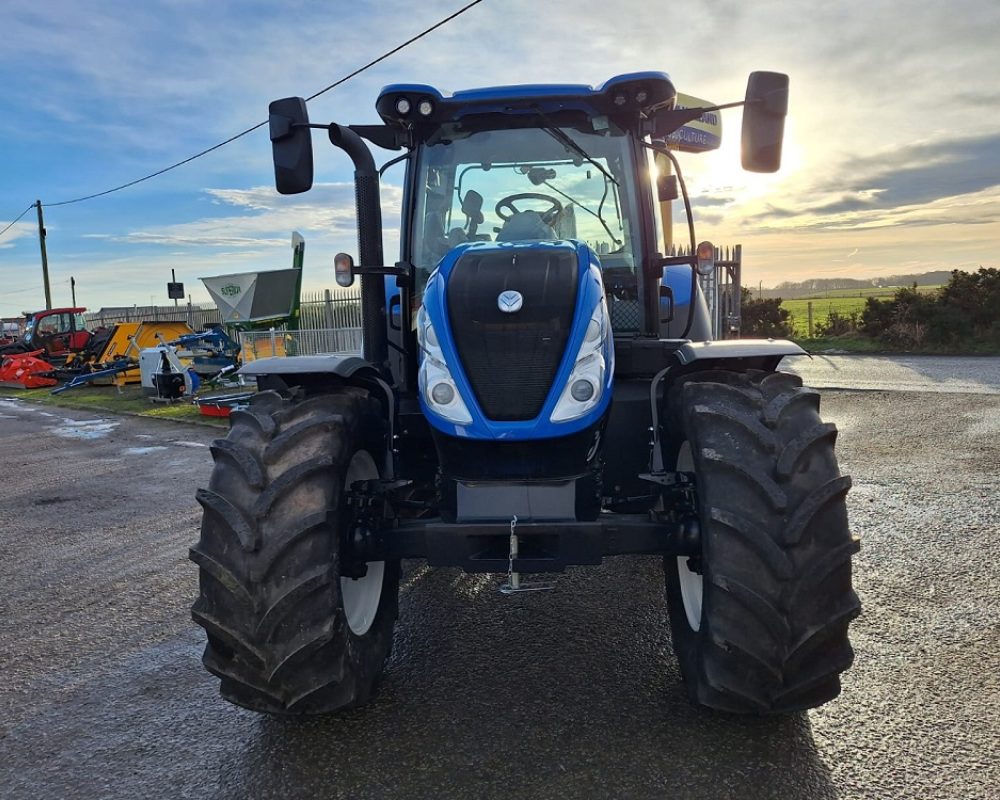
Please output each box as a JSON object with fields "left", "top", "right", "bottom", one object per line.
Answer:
{"left": 3, "top": 0, "right": 1000, "bottom": 314}
{"left": 738, "top": 133, "right": 1000, "bottom": 231}
{"left": 0, "top": 222, "right": 35, "bottom": 250}
{"left": 691, "top": 195, "right": 734, "bottom": 209}
{"left": 830, "top": 134, "right": 1000, "bottom": 207}
{"left": 82, "top": 182, "right": 404, "bottom": 249}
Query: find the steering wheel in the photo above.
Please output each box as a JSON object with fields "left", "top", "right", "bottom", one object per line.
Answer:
{"left": 495, "top": 193, "right": 563, "bottom": 225}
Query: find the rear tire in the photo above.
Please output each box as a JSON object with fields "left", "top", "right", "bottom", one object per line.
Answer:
{"left": 663, "top": 370, "right": 860, "bottom": 714}
{"left": 190, "top": 389, "right": 399, "bottom": 714}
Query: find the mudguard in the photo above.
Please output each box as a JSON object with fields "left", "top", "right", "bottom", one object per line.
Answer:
{"left": 674, "top": 339, "right": 806, "bottom": 366}
{"left": 238, "top": 354, "right": 377, "bottom": 379}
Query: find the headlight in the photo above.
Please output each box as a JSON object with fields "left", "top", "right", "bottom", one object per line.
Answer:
{"left": 551, "top": 297, "right": 609, "bottom": 422}
{"left": 417, "top": 306, "right": 472, "bottom": 425}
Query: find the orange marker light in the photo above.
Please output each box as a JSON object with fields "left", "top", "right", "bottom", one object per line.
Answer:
{"left": 696, "top": 241, "right": 715, "bottom": 276}
{"left": 334, "top": 252, "right": 355, "bottom": 288}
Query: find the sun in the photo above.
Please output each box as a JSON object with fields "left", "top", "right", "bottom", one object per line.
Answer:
{"left": 681, "top": 113, "right": 804, "bottom": 205}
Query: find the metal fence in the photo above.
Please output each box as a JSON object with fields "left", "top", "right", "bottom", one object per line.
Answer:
{"left": 234, "top": 289, "right": 364, "bottom": 360}
{"left": 300, "top": 288, "right": 362, "bottom": 330}
{"left": 238, "top": 327, "right": 363, "bottom": 361}
{"left": 705, "top": 245, "right": 742, "bottom": 339}
{"left": 85, "top": 305, "right": 223, "bottom": 330}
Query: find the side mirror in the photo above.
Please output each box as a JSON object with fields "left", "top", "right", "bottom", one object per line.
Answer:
{"left": 741, "top": 72, "right": 789, "bottom": 173}
{"left": 657, "top": 174, "right": 679, "bottom": 202}
{"left": 269, "top": 97, "right": 314, "bottom": 194}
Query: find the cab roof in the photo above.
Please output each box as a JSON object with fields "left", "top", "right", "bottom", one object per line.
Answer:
{"left": 375, "top": 72, "right": 677, "bottom": 131}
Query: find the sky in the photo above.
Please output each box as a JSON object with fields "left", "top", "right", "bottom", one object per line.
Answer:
{"left": 2, "top": 0, "right": 999, "bottom": 317}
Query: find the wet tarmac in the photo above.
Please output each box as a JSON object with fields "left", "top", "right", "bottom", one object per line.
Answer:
{"left": 1, "top": 365, "right": 998, "bottom": 799}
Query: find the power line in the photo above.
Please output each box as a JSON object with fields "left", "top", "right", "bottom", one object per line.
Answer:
{"left": 0, "top": 203, "right": 35, "bottom": 240}
{"left": 45, "top": 0, "right": 485, "bottom": 208}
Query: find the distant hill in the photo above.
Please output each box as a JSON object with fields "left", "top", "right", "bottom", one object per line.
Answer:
{"left": 763, "top": 271, "right": 953, "bottom": 300}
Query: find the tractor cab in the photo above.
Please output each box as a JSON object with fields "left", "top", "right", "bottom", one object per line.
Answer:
{"left": 384, "top": 77, "right": 656, "bottom": 323}
{"left": 381, "top": 73, "right": 717, "bottom": 345}
{"left": 0, "top": 307, "right": 91, "bottom": 360}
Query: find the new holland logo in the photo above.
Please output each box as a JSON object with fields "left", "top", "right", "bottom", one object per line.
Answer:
{"left": 497, "top": 290, "right": 523, "bottom": 313}
{"left": 219, "top": 284, "right": 241, "bottom": 297}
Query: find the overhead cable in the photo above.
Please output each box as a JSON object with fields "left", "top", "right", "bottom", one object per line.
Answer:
{"left": 45, "top": 0, "right": 485, "bottom": 208}
{"left": 0, "top": 203, "right": 35, "bottom": 240}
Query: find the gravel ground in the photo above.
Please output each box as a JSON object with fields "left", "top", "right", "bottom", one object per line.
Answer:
{"left": 0, "top": 380, "right": 997, "bottom": 799}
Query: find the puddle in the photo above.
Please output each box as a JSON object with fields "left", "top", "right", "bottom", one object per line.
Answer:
{"left": 962, "top": 411, "right": 1000, "bottom": 438}
{"left": 123, "top": 446, "right": 169, "bottom": 455}
{"left": 52, "top": 418, "right": 120, "bottom": 440}
{"left": 0, "top": 413, "right": 16, "bottom": 419}
{"left": 171, "top": 441, "right": 209, "bottom": 448}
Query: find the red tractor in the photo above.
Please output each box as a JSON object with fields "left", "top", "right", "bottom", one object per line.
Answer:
{"left": 0, "top": 308, "right": 93, "bottom": 363}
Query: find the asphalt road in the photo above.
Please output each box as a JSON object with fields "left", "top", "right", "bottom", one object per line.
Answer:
{"left": 785, "top": 353, "right": 1000, "bottom": 394}
{"left": 1, "top": 357, "right": 998, "bottom": 800}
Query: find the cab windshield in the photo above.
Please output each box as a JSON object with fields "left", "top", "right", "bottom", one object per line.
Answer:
{"left": 410, "top": 122, "right": 642, "bottom": 288}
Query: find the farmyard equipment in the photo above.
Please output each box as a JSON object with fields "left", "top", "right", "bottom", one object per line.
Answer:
{"left": 0, "top": 308, "right": 92, "bottom": 363}
{"left": 0, "top": 350, "right": 57, "bottom": 389}
{"left": 191, "top": 71, "right": 860, "bottom": 716}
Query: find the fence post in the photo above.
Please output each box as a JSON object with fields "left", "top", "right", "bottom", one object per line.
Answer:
{"left": 733, "top": 244, "right": 742, "bottom": 337}
{"left": 324, "top": 290, "right": 336, "bottom": 328}
{"left": 807, "top": 301, "right": 814, "bottom": 338}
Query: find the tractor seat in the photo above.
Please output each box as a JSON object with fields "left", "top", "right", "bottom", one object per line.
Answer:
{"left": 495, "top": 211, "right": 557, "bottom": 243}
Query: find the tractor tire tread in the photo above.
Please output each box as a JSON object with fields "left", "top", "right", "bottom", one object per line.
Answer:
{"left": 190, "top": 390, "right": 398, "bottom": 714}
{"left": 664, "top": 369, "right": 859, "bottom": 714}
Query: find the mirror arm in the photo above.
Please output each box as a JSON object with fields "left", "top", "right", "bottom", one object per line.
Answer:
{"left": 273, "top": 119, "right": 410, "bottom": 152}
{"left": 647, "top": 100, "right": 749, "bottom": 137}
{"left": 269, "top": 117, "right": 330, "bottom": 142}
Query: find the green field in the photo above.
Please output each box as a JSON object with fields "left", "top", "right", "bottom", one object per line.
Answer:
{"left": 781, "top": 286, "right": 940, "bottom": 337}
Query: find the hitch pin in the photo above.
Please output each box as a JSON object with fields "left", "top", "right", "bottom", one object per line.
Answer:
{"left": 500, "top": 514, "right": 553, "bottom": 595}
{"left": 509, "top": 516, "right": 520, "bottom": 591}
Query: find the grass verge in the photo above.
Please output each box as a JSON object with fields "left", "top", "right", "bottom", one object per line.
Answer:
{"left": 0, "top": 384, "right": 229, "bottom": 426}
{"left": 790, "top": 335, "right": 886, "bottom": 354}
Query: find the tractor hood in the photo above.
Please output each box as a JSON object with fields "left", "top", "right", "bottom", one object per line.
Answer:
{"left": 417, "top": 240, "right": 613, "bottom": 441}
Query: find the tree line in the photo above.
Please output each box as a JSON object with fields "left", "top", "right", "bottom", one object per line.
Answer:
{"left": 741, "top": 268, "right": 1000, "bottom": 349}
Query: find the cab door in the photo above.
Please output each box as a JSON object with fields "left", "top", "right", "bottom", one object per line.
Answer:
{"left": 35, "top": 312, "right": 72, "bottom": 355}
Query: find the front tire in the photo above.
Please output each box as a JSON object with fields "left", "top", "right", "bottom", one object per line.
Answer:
{"left": 190, "top": 389, "right": 399, "bottom": 714}
{"left": 663, "top": 370, "right": 860, "bottom": 714}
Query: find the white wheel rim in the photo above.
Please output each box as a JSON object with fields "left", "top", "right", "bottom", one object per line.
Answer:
{"left": 675, "top": 441, "right": 703, "bottom": 632}
{"left": 340, "top": 450, "right": 385, "bottom": 636}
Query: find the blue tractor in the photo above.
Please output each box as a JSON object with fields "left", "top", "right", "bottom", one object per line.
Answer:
{"left": 191, "top": 71, "right": 860, "bottom": 715}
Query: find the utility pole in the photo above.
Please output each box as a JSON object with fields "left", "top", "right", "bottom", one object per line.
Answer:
{"left": 36, "top": 200, "right": 52, "bottom": 310}
{"left": 71, "top": 276, "right": 76, "bottom": 306}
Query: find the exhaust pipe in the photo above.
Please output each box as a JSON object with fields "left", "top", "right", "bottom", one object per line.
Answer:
{"left": 328, "top": 124, "right": 388, "bottom": 375}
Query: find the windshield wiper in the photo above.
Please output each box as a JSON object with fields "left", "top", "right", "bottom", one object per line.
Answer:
{"left": 532, "top": 108, "right": 620, "bottom": 188}
{"left": 539, "top": 125, "right": 620, "bottom": 188}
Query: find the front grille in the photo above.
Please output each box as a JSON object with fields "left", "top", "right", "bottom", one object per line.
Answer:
{"left": 447, "top": 248, "right": 578, "bottom": 421}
